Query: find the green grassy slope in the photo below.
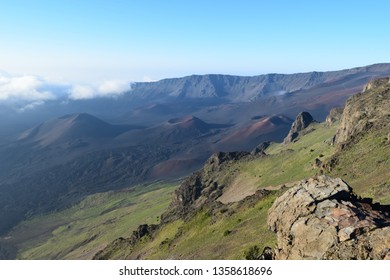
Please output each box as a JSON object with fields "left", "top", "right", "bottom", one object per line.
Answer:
{"left": 99, "top": 123, "right": 339, "bottom": 259}
{"left": 101, "top": 116, "right": 389, "bottom": 260}
{"left": 327, "top": 78, "right": 390, "bottom": 203}
{"left": 209, "top": 123, "right": 337, "bottom": 204}
{"left": 3, "top": 182, "right": 176, "bottom": 259}
{"left": 131, "top": 194, "right": 278, "bottom": 260}
{"left": 242, "top": 123, "right": 337, "bottom": 187}
{"left": 329, "top": 128, "right": 390, "bottom": 204}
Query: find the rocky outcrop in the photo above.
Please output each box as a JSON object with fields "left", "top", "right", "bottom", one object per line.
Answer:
{"left": 129, "top": 224, "right": 158, "bottom": 243}
{"left": 93, "top": 224, "right": 158, "bottom": 260}
{"left": 267, "top": 175, "right": 390, "bottom": 260}
{"left": 325, "top": 107, "right": 343, "bottom": 127}
{"left": 333, "top": 77, "right": 390, "bottom": 148}
{"left": 283, "top": 112, "right": 314, "bottom": 144}
{"left": 161, "top": 173, "right": 226, "bottom": 223}
{"left": 206, "top": 151, "right": 250, "bottom": 171}
{"left": 363, "top": 76, "right": 390, "bottom": 91}
{"left": 251, "top": 141, "right": 270, "bottom": 156}
{"left": 161, "top": 152, "right": 250, "bottom": 223}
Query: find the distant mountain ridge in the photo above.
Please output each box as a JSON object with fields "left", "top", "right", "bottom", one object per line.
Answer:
{"left": 129, "top": 63, "right": 390, "bottom": 102}
{"left": 2, "top": 63, "right": 390, "bottom": 138}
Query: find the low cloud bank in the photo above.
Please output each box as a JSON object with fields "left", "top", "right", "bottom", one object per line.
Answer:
{"left": 0, "top": 75, "right": 55, "bottom": 102}
{"left": 69, "top": 80, "right": 130, "bottom": 100}
{"left": 0, "top": 72, "right": 132, "bottom": 110}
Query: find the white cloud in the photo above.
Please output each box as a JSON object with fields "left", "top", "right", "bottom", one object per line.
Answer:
{"left": 98, "top": 80, "right": 130, "bottom": 95}
{"left": 0, "top": 71, "right": 132, "bottom": 103}
{"left": 69, "top": 80, "right": 131, "bottom": 100}
{"left": 69, "top": 85, "right": 95, "bottom": 100}
{"left": 17, "top": 101, "right": 45, "bottom": 112}
{"left": 0, "top": 74, "right": 56, "bottom": 102}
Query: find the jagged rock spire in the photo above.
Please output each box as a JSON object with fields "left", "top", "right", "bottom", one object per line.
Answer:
{"left": 283, "top": 112, "right": 314, "bottom": 144}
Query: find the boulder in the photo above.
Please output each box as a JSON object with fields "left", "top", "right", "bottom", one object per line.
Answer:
{"left": 267, "top": 175, "right": 390, "bottom": 259}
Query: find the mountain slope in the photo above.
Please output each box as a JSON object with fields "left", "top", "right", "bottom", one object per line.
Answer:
{"left": 326, "top": 77, "right": 390, "bottom": 203}
{"left": 95, "top": 78, "right": 390, "bottom": 260}
{"left": 0, "top": 114, "right": 146, "bottom": 235}
{"left": 18, "top": 113, "right": 136, "bottom": 147}
{"left": 0, "top": 182, "right": 177, "bottom": 260}
{"left": 217, "top": 115, "right": 292, "bottom": 151}
{"left": 94, "top": 121, "right": 338, "bottom": 259}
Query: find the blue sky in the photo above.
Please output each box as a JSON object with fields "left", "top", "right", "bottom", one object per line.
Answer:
{"left": 1, "top": 0, "right": 390, "bottom": 85}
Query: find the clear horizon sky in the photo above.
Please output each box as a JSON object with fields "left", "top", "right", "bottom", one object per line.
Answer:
{"left": 1, "top": 0, "right": 390, "bottom": 85}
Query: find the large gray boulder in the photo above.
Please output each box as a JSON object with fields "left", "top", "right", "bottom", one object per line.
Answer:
{"left": 267, "top": 175, "right": 390, "bottom": 259}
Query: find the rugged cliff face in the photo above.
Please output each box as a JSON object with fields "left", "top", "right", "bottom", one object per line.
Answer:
{"left": 333, "top": 77, "right": 390, "bottom": 148}
{"left": 323, "top": 77, "right": 390, "bottom": 202}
